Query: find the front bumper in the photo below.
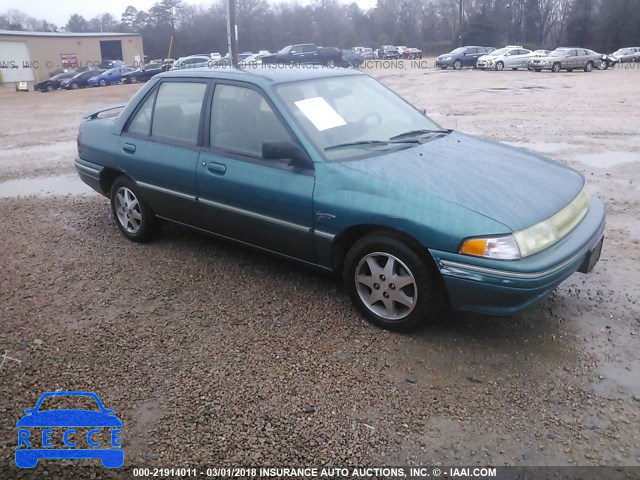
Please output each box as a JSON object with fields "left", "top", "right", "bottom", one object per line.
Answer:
{"left": 435, "top": 59, "right": 453, "bottom": 67}
{"left": 430, "top": 197, "right": 606, "bottom": 315}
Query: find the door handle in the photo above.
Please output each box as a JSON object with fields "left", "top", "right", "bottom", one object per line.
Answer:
{"left": 122, "top": 143, "right": 136, "bottom": 154}
{"left": 206, "top": 162, "right": 226, "bottom": 175}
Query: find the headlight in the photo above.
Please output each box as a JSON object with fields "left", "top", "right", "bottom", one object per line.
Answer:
{"left": 460, "top": 236, "right": 521, "bottom": 260}
{"left": 514, "top": 187, "right": 589, "bottom": 257}
{"left": 460, "top": 188, "right": 590, "bottom": 260}
{"left": 444, "top": 56, "right": 452, "bottom": 61}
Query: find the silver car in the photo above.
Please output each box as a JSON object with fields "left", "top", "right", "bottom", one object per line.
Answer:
{"left": 477, "top": 46, "right": 534, "bottom": 71}
{"left": 529, "top": 48, "right": 603, "bottom": 73}
{"left": 610, "top": 47, "right": 640, "bottom": 64}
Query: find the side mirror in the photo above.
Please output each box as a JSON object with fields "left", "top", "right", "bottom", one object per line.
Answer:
{"left": 262, "top": 141, "right": 313, "bottom": 170}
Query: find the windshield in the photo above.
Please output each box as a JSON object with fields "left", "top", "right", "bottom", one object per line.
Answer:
{"left": 274, "top": 75, "right": 440, "bottom": 162}
{"left": 549, "top": 50, "right": 567, "bottom": 57}
{"left": 488, "top": 48, "right": 509, "bottom": 56}
{"left": 450, "top": 47, "right": 466, "bottom": 54}
{"left": 278, "top": 45, "right": 292, "bottom": 54}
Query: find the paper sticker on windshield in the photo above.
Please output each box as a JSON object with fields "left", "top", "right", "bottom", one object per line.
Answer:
{"left": 294, "top": 97, "right": 347, "bottom": 131}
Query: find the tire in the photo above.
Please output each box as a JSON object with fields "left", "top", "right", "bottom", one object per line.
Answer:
{"left": 343, "top": 233, "right": 441, "bottom": 332}
{"left": 597, "top": 60, "right": 607, "bottom": 70}
{"left": 584, "top": 61, "right": 594, "bottom": 72}
{"left": 99, "top": 79, "right": 107, "bottom": 87}
{"left": 567, "top": 68, "right": 573, "bottom": 72}
{"left": 46, "top": 85, "right": 54, "bottom": 92}
{"left": 71, "top": 82, "right": 79, "bottom": 89}
{"left": 110, "top": 176, "right": 156, "bottom": 243}
{"left": 453, "top": 60, "right": 462, "bottom": 70}
{"left": 131, "top": 75, "right": 139, "bottom": 83}
{"left": 495, "top": 61, "right": 504, "bottom": 71}
{"left": 325, "top": 59, "right": 336, "bottom": 68}
{"left": 552, "top": 63, "right": 561, "bottom": 73}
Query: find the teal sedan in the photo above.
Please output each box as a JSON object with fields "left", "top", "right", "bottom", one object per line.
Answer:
{"left": 75, "top": 66, "right": 605, "bottom": 331}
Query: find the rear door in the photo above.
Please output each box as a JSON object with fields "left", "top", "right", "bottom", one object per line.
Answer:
{"left": 196, "top": 81, "right": 316, "bottom": 261}
{"left": 117, "top": 79, "right": 209, "bottom": 227}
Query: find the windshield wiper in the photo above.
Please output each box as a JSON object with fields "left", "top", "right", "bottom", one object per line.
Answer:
{"left": 325, "top": 140, "right": 390, "bottom": 151}
{"left": 325, "top": 139, "right": 421, "bottom": 152}
{"left": 389, "top": 129, "right": 452, "bottom": 141}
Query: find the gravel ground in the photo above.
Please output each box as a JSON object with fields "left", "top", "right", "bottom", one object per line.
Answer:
{"left": 0, "top": 63, "right": 639, "bottom": 477}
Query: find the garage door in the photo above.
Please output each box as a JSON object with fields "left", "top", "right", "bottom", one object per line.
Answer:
{"left": 0, "top": 41, "right": 35, "bottom": 83}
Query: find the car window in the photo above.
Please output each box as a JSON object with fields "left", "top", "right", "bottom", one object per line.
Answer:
{"left": 210, "top": 84, "right": 293, "bottom": 158}
{"left": 127, "top": 90, "right": 156, "bottom": 136}
{"left": 303, "top": 45, "right": 316, "bottom": 53}
{"left": 151, "top": 82, "right": 207, "bottom": 145}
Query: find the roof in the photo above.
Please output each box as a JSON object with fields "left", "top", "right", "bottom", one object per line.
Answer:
{"left": 0, "top": 30, "right": 140, "bottom": 37}
{"left": 161, "top": 65, "right": 364, "bottom": 84}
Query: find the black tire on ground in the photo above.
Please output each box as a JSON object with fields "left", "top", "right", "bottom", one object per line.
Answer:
{"left": 552, "top": 63, "right": 561, "bottom": 73}
{"left": 495, "top": 61, "right": 504, "bottom": 71}
{"left": 584, "top": 61, "right": 594, "bottom": 72}
{"left": 343, "top": 233, "right": 442, "bottom": 332}
{"left": 453, "top": 60, "right": 462, "bottom": 70}
{"left": 46, "top": 85, "right": 54, "bottom": 92}
{"left": 110, "top": 176, "right": 156, "bottom": 243}
{"left": 71, "top": 82, "right": 79, "bottom": 89}
{"left": 99, "top": 79, "right": 107, "bottom": 86}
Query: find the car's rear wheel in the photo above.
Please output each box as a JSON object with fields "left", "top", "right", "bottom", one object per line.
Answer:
{"left": 453, "top": 60, "right": 462, "bottom": 70}
{"left": 343, "top": 234, "right": 441, "bottom": 331}
{"left": 495, "top": 61, "right": 504, "bottom": 71}
{"left": 110, "top": 176, "right": 156, "bottom": 242}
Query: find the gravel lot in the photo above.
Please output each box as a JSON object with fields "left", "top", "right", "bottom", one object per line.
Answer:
{"left": 1, "top": 63, "right": 639, "bottom": 476}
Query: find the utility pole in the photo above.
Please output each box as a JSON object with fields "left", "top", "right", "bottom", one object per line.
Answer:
{"left": 225, "top": 0, "right": 238, "bottom": 67}
{"left": 458, "top": 0, "right": 464, "bottom": 46}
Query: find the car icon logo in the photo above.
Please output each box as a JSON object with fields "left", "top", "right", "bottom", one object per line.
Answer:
{"left": 15, "top": 391, "right": 123, "bottom": 468}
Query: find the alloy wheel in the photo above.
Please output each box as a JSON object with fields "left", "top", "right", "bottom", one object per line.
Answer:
{"left": 355, "top": 252, "right": 417, "bottom": 321}
{"left": 115, "top": 187, "right": 143, "bottom": 234}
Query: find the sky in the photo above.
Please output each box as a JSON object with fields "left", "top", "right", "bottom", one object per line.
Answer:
{"left": 2, "top": 0, "right": 378, "bottom": 28}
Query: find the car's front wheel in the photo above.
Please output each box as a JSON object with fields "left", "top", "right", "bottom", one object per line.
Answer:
{"left": 343, "top": 234, "right": 441, "bottom": 331}
{"left": 495, "top": 61, "right": 504, "bottom": 71}
{"left": 453, "top": 60, "right": 462, "bottom": 70}
{"left": 110, "top": 176, "right": 156, "bottom": 242}
{"left": 584, "top": 61, "right": 594, "bottom": 72}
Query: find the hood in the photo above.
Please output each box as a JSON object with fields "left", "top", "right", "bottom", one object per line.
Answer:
{"left": 16, "top": 409, "right": 123, "bottom": 428}
{"left": 478, "top": 54, "right": 494, "bottom": 61}
{"left": 341, "top": 131, "right": 584, "bottom": 231}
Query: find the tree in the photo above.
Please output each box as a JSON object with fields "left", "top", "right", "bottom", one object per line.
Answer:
{"left": 66, "top": 14, "right": 89, "bottom": 33}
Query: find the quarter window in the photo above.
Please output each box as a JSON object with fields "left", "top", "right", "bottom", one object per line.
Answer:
{"left": 210, "top": 84, "right": 293, "bottom": 158}
{"left": 151, "top": 82, "right": 207, "bottom": 145}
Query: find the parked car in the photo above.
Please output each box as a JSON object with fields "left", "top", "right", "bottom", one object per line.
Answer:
{"left": 60, "top": 69, "right": 106, "bottom": 89}
{"left": 34, "top": 72, "right": 76, "bottom": 92}
{"left": 262, "top": 44, "right": 344, "bottom": 67}
{"left": 75, "top": 67, "right": 605, "bottom": 331}
{"left": 379, "top": 45, "right": 399, "bottom": 59}
{"left": 406, "top": 47, "right": 423, "bottom": 59}
{"left": 529, "top": 48, "right": 603, "bottom": 72}
{"left": 98, "top": 59, "right": 125, "bottom": 69}
{"left": 122, "top": 60, "right": 170, "bottom": 84}
{"left": 360, "top": 48, "right": 374, "bottom": 60}
{"left": 609, "top": 47, "right": 640, "bottom": 64}
{"left": 48, "top": 68, "right": 75, "bottom": 78}
{"left": 240, "top": 53, "right": 271, "bottom": 66}
{"left": 341, "top": 49, "right": 365, "bottom": 68}
{"left": 238, "top": 52, "right": 254, "bottom": 61}
{"left": 525, "top": 50, "right": 551, "bottom": 69}
{"left": 88, "top": 67, "right": 135, "bottom": 87}
{"left": 477, "top": 46, "right": 533, "bottom": 71}
{"left": 171, "top": 55, "right": 213, "bottom": 70}
{"left": 436, "top": 46, "right": 494, "bottom": 69}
